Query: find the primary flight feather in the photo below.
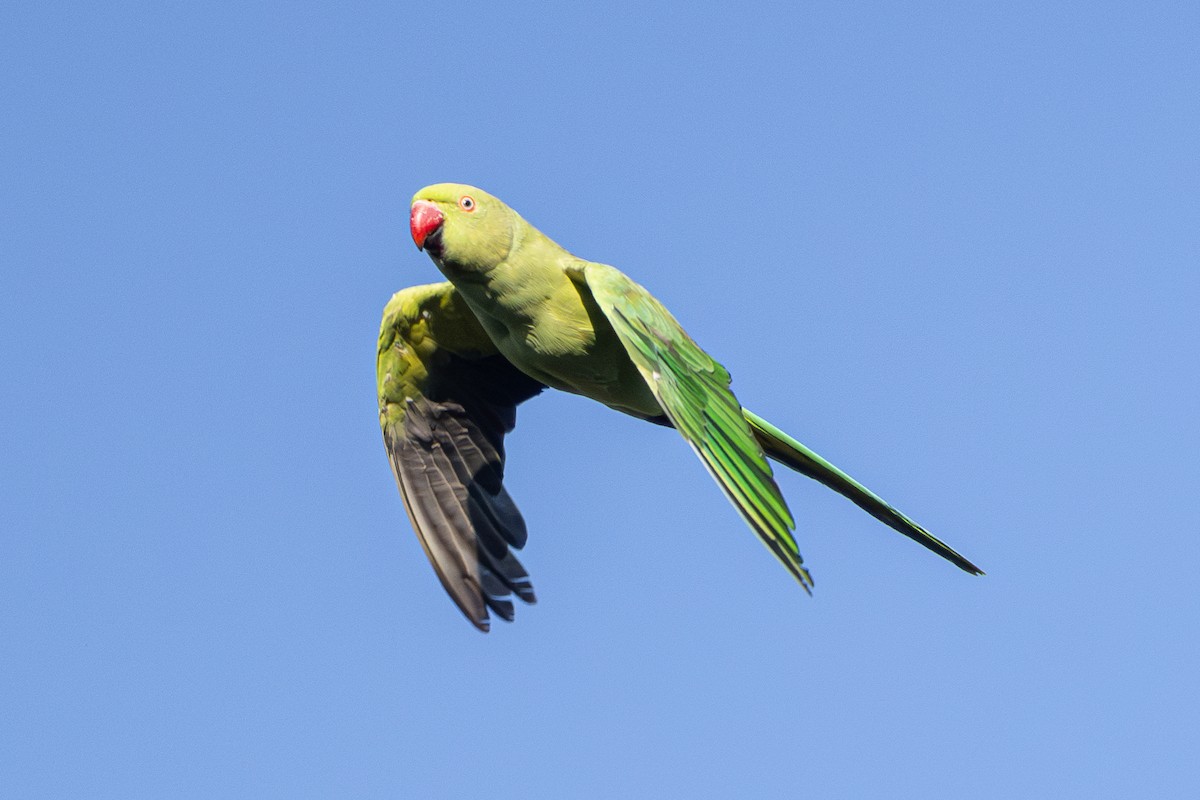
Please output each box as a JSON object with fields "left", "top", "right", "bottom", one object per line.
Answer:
{"left": 378, "top": 183, "right": 982, "bottom": 631}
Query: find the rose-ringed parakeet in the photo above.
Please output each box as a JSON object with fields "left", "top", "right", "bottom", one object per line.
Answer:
{"left": 377, "top": 183, "right": 982, "bottom": 631}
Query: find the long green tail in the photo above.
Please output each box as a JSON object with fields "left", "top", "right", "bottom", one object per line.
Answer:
{"left": 743, "top": 410, "right": 983, "bottom": 575}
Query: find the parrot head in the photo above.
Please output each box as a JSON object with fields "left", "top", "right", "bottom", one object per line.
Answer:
{"left": 410, "top": 183, "right": 516, "bottom": 272}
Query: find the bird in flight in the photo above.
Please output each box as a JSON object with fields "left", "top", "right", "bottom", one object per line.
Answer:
{"left": 377, "top": 183, "right": 982, "bottom": 631}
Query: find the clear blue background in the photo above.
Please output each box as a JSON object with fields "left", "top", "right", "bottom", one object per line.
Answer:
{"left": 3, "top": 2, "right": 1197, "bottom": 797}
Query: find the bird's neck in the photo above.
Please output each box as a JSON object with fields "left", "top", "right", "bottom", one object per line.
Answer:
{"left": 439, "top": 228, "right": 592, "bottom": 359}
{"left": 444, "top": 226, "right": 569, "bottom": 313}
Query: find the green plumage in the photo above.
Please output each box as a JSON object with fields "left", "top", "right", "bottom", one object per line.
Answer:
{"left": 572, "top": 261, "right": 810, "bottom": 591}
{"left": 379, "top": 183, "right": 982, "bottom": 631}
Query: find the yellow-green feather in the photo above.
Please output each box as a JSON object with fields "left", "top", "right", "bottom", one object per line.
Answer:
{"left": 574, "top": 262, "right": 813, "bottom": 592}
{"left": 377, "top": 281, "right": 502, "bottom": 430}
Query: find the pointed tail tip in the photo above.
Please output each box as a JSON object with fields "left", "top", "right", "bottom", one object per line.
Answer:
{"left": 947, "top": 546, "right": 985, "bottom": 576}
{"left": 955, "top": 556, "right": 985, "bottom": 576}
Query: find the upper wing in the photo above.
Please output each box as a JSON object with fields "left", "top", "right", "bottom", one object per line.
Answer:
{"left": 570, "top": 262, "right": 813, "bottom": 592}
{"left": 377, "top": 282, "right": 545, "bottom": 631}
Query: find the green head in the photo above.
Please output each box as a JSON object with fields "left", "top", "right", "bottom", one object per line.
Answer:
{"left": 409, "top": 183, "right": 518, "bottom": 273}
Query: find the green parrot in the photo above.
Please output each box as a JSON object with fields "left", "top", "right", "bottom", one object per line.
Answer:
{"left": 377, "top": 182, "right": 982, "bottom": 631}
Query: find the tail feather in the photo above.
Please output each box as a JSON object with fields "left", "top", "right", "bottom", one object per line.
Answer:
{"left": 744, "top": 410, "right": 984, "bottom": 575}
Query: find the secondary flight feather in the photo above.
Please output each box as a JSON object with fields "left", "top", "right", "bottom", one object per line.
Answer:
{"left": 377, "top": 183, "right": 982, "bottom": 631}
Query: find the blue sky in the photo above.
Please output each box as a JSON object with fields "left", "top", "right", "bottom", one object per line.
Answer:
{"left": 2, "top": 2, "right": 1197, "bottom": 797}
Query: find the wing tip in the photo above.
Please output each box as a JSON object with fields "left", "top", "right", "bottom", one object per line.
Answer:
{"left": 797, "top": 565, "right": 815, "bottom": 596}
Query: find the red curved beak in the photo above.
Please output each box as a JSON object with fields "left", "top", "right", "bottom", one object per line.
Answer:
{"left": 410, "top": 201, "right": 444, "bottom": 251}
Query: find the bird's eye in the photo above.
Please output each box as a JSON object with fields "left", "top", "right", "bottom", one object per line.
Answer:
{"left": 459, "top": 196, "right": 476, "bottom": 212}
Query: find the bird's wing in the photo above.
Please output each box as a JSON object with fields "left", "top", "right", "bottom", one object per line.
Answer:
{"left": 570, "top": 262, "right": 812, "bottom": 592}
{"left": 377, "top": 282, "right": 545, "bottom": 631}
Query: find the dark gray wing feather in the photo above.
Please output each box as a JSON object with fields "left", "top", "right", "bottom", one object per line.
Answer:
{"left": 378, "top": 285, "right": 544, "bottom": 631}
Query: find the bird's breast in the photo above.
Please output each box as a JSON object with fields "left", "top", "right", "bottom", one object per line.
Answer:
{"left": 451, "top": 258, "right": 663, "bottom": 418}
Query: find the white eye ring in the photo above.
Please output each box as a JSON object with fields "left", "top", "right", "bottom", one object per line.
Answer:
{"left": 459, "top": 196, "right": 476, "bottom": 211}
